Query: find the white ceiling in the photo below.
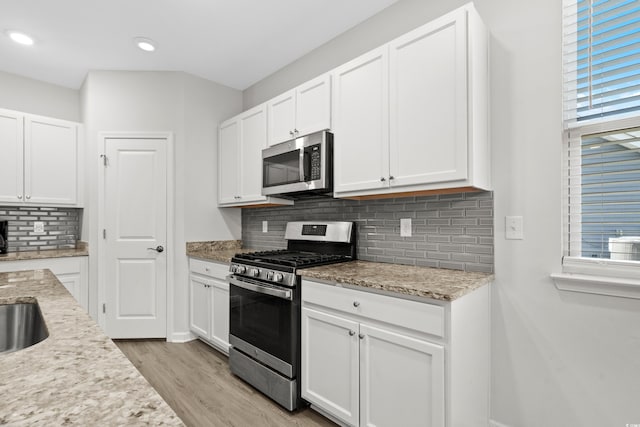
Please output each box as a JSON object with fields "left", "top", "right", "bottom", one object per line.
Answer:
{"left": 0, "top": 0, "right": 399, "bottom": 90}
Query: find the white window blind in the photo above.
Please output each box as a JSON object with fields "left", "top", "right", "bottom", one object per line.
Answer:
{"left": 563, "top": 0, "right": 640, "bottom": 124}
{"left": 563, "top": 0, "right": 640, "bottom": 263}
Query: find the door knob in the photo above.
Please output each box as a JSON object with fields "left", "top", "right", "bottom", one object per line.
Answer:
{"left": 147, "top": 245, "right": 164, "bottom": 253}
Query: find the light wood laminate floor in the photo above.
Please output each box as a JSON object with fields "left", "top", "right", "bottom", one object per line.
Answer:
{"left": 115, "top": 339, "right": 336, "bottom": 427}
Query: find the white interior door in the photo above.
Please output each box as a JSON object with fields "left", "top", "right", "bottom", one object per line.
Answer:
{"left": 103, "top": 137, "right": 167, "bottom": 338}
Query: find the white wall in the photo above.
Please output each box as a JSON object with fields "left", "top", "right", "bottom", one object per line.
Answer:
{"left": 243, "top": 0, "right": 640, "bottom": 425}
{"left": 0, "top": 70, "right": 80, "bottom": 121}
{"left": 81, "top": 71, "right": 242, "bottom": 339}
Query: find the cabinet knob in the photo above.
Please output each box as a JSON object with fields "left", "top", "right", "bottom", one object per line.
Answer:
{"left": 25, "top": 195, "right": 31, "bottom": 199}
{"left": 289, "top": 131, "right": 294, "bottom": 136}
{"left": 358, "top": 333, "right": 365, "bottom": 340}
{"left": 294, "top": 129, "right": 299, "bottom": 134}
{"left": 353, "top": 301, "right": 360, "bottom": 307}
{"left": 389, "top": 176, "right": 394, "bottom": 180}
{"left": 380, "top": 177, "right": 386, "bottom": 182}
{"left": 17, "top": 195, "right": 22, "bottom": 199}
{"left": 349, "top": 330, "right": 355, "bottom": 336}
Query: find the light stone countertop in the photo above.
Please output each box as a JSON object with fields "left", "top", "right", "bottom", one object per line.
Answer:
{"left": 0, "top": 242, "right": 88, "bottom": 262}
{"left": 186, "top": 240, "right": 254, "bottom": 264}
{"left": 0, "top": 269, "right": 183, "bottom": 426}
{"left": 298, "top": 260, "right": 493, "bottom": 301}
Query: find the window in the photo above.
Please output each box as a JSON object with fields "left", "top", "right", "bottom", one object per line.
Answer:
{"left": 557, "top": 0, "right": 640, "bottom": 296}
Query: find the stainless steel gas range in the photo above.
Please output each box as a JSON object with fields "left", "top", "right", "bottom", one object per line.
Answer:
{"left": 228, "top": 221, "right": 356, "bottom": 411}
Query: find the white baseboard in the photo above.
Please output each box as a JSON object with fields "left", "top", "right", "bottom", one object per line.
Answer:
{"left": 490, "top": 420, "right": 511, "bottom": 427}
{"left": 168, "top": 331, "right": 197, "bottom": 343}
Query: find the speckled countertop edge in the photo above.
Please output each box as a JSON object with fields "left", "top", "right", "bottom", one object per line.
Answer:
{"left": 0, "top": 269, "right": 183, "bottom": 426}
{"left": 185, "top": 241, "right": 493, "bottom": 301}
{"left": 0, "top": 241, "right": 88, "bottom": 262}
{"left": 186, "top": 240, "right": 254, "bottom": 263}
{"left": 298, "top": 260, "right": 493, "bottom": 301}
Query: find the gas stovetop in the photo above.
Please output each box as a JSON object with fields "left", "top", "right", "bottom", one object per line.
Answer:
{"left": 233, "top": 250, "right": 351, "bottom": 268}
{"left": 230, "top": 221, "right": 356, "bottom": 287}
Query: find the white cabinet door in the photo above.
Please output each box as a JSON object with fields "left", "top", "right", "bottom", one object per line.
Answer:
{"left": 389, "top": 8, "right": 468, "bottom": 188}
{"left": 210, "top": 277, "right": 230, "bottom": 353}
{"left": 302, "top": 307, "right": 360, "bottom": 427}
{"left": 359, "top": 323, "right": 445, "bottom": 427}
{"left": 295, "top": 74, "right": 331, "bottom": 138}
{"left": 24, "top": 116, "right": 78, "bottom": 205}
{"left": 267, "top": 90, "right": 296, "bottom": 145}
{"left": 189, "top": 275, "right": 211, "bottom": 338}
{"left": 0, "top": 110, "right": 24, "bottom": 203}
{"left": 218, "top": 118, "right": 240, "bottom": 204}
{"left": 239, "top": 104, "right": 268, "bottom": 203}
{"left": 332, "top": 46, "right": 390, "bottom": 194}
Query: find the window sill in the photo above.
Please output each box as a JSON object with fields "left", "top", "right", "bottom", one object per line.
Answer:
{"left": 551, "top": 272, "right": 640, "bottom": 299}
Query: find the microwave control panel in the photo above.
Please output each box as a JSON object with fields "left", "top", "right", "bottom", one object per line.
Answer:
{"left": 309, "top": 145, "right": 321, "bottom": 180}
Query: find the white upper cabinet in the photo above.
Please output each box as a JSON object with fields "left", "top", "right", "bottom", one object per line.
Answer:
{"left": 218, "top": 104, "right": 292, "bottom": 207}
{"left": 267, "top": 74, "right": 331, "bottom": 146}
{"left": 25, "top": 116, "right": 78, "bottom": 205}
{"left": 389, "top": 7, "right": 468, "bottom": 188}
{"left": 332, "top": 46, "right": 390, "bottom": 194}
{"left": 267, "top": 90, "right": 296, "bottom": 145}
{"left": 332, "top": 4, "right": 490, "bottom": 199}
{"left": 218, "top": 119, "right": 240, "bottom": 205}
{"left": 0, "top": 109, "right": 80, "bottom": 206}
{"left": 0, "top": 110, "right": 24, "bottom": 203}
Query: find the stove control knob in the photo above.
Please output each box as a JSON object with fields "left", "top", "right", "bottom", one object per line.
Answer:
{"left": 230, "top": 265, "right": 238, "bottom": 273}
{"left": 250, "top": 268, "right": 260, "bottom": 277}
{"left": 274, "top": 273, "right": 284, "bottom": 283}
{"left": 266, "top": 271, "right": 274, "bottom": 281}
{"left": 235, "top": 265, "right": 246, "bottom": 274}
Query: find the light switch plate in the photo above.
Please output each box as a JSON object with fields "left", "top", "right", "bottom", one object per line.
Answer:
{"left": 505, "top": 216, "right": 523, "bottom": 240}
{"left": 262, "top": 221, "right": 268, "bottom": 233}
{"left": 400, "top": 218, "right": 412, "bottom": 237}
{"left": 34, "top": 221, "right": 45, "bottom": 234}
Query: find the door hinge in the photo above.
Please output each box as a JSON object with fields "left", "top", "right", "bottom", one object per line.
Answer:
{"left": 103, "top": 229, "right": 106, "bottom": 239}
{"left": 102, "top": 303, "right": 106, "bottom": 314}
{"left": 100, "top": 154, "right": 108, "bottom": 166}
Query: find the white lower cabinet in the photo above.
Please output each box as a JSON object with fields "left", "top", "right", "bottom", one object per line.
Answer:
{"left": 0, "top": 256, "right": 89, "bottom": 310}
{"left": 302, "top": 279, "right": 489, "bottom": 427}
{"left": 188, "top": 258, "right": 230, "bottom": 354}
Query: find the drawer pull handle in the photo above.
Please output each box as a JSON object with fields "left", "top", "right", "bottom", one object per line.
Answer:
{"left": 353, "top": 301, "right": 360, "bottom": 307}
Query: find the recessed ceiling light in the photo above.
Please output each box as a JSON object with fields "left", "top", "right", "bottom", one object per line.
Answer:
{"left": 134, "top": 37, "right": 156, "bottom": 52}
{"left": 6, "top": 30, "right": 34, "bottom": 46}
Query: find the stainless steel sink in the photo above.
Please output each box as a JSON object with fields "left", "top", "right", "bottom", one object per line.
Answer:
{"left": 0, "top": 303, "right": 49, "bottom": 354}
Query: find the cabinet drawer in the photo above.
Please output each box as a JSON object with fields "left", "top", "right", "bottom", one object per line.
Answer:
{"left": 302, "top": 279, "right": 445, "bottom": 338}
{"left": 189, "top": 258, "right": 229, "bottom": 280}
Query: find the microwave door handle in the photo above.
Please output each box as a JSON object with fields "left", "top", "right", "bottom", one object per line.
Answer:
{"left": 299, "top": 147, "right": 306, "bottom": 183}
{"left": 228, "top": 276, "right": 293, "bottom": 301}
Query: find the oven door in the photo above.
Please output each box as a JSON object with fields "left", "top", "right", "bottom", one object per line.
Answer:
{"left": 228, "top": 275, "right": 298, "bottom": 376}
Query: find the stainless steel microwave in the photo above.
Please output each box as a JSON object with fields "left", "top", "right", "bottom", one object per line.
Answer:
{"left": 261, "top": 130, "right": 333, "bottom": 198}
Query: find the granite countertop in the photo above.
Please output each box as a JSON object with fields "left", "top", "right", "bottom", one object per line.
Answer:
{"left": 0, "top": 242, "right": 89, "bottom": 262}
{"left": 0, "top": 270, "right": 183, "bottom": 426}
{"left": 186, "top": 240, "right": 254, "bottom": 263}
{"left": 298, "top": 260, "right": 493, "bottom": 301}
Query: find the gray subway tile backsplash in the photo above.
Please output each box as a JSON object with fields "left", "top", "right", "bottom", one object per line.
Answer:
{"left": 0, "top": 206, "right": 82, "bottom": 252}
{"left": 242, "top": 191, "right": 494, "bottom": 273}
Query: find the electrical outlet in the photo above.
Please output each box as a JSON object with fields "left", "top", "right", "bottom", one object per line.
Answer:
{"left": 400, "top": 218, "right": 412, "bottom": 237}
{"left": 262, "top": 221, "right": 268, "bottom": 233}
{"left": 33, "top": 221, "right": 45, "bottom": 234}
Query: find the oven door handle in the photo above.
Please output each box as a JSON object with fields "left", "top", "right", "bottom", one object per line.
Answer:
{"left": 228, "top": 276, "right": 293, "bottom": 301}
